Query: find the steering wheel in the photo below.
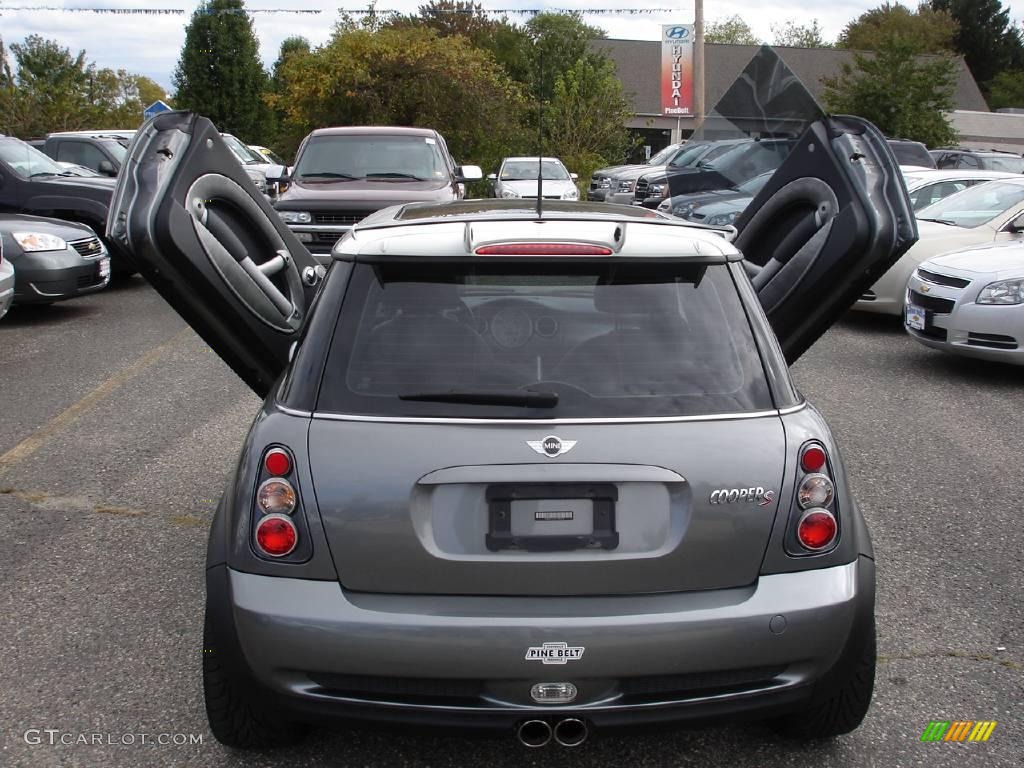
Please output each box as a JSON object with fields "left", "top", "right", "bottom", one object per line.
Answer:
{"left": 186, "top": 173, "right": 305, "bottom": 333}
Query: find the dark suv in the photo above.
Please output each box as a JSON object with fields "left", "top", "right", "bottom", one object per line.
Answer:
{"left": 930, "top": 147, "right": 1024, "bottom": 173}
{"left": 635, "top": 139, "right": 794, "bottom": 208}
{"left": 42, "top": 131, "right": 135, "bottom": 177}
{"left": 270, "top": 126, "right": 482, "bottom": 258}
{"left": 0, "top": 134, "right": 133, "bottom": 271}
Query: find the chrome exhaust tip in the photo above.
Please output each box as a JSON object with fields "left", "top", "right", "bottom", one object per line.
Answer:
{"left": 517, "top": 719, "right": 552, "bottom": 748}
{"left": 553, "top": 717, "right": 588, "bottom": 747}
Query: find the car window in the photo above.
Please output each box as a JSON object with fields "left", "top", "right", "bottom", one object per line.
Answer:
{"left": 981, "top": 155, "right": 1024, "bottom": 173}
{"left": 500, "top": 160, "right": 569, "bottom": 180}
{"left": 0, "top": 136, "right": 67, "bottom": 177}
{"left": 100, "top": 140, "right": 128, "bottom": 163}
{"left": 888, "top": 142, "right": 932, "bottom": 167}
{"left": 56, "top": 140, "right": 108, "bottom": 171}
{"left": 319, "top": 261, "right": 773, "bottom": 420}
{"left": 917, "top": 180, "right": 1024, "bottom": 227}
{"left": 957, "top": 154, "right": 980, "bottom": 169}
{"left": 294, "top": 134, "right": 449, "bottom": 181}
{"left": 908, "top": 180, "right": 968, "bottom": 211}
{"left": 649, "top": 144, "right": 681, "bottom": 165}
{"left": 667, "top": 143, "right": 711, "bottom": 167}
{"left": 934, "top": 153, "right": 958, "bottom": 169}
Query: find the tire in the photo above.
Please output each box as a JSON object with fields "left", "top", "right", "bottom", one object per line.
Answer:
{"left": 202, "top": 609, "right": 306, "bottom": 749}
{"left": 770, "top": 618, "right": 876, "bottom": 739}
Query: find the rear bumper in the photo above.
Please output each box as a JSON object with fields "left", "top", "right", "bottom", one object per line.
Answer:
{"left": 209, "top": 557, "right": 874, "bottom": 730}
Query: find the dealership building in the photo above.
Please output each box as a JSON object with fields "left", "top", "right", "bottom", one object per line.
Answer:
{"left": 592, "top": 39, "right": 1024, "bottom": 156}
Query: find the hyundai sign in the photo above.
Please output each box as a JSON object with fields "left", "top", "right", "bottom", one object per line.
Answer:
{"left": 661, "top": 24, "right": 694, "bottom": 116}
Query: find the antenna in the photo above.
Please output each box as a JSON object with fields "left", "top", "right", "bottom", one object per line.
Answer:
{"left": 537, "top": 46, "right": 543, "bottom": 219}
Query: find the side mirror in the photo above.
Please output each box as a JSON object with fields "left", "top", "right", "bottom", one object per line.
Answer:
{"left": 487, "top": 172, "right": 497, "bottom": 181}
{"left": 456, "top": 165, "right": 483, "bottom": 182}
{"left": 1006, "top": 212, "right": 1024, "bottom": 233}
{"left": 570, "top": 173, "right": 579, "bottom": 181}
{"left": 266, "top": 164, "right": 290, "bottom": 183}
{"left": 98, "top": 160, "right": 116, "bottom": 176}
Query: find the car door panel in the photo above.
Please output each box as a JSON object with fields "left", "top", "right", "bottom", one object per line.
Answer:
{"left": 106, "top": 111, "right": 320, "bottom": 397}
{"left": 735, "top": 115, "right": 918, "bottom": 364}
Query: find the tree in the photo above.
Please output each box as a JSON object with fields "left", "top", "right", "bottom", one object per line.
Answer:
{"left": 7, "top": 35, "right": 91, "bottom": 135}
{"left": 704, "top": 16, "right": 761, "bottom": 45}
{"left": 930, "top": 0, "right": 1024, "bottom": 92}
{"left": 772, "top": 19, "right": 831, "bottom": 48}
{"left": 524, "top": 12, "right": 605, "bottom": 101}
{"left": 271, "top": 25, "right": 528, "bottom": 170}
{"left": 546, "top": 55, "right": 634, "bottom": 184}
{"left": 823, "top": 37, "right": 958, "bottom": 146}
{"left": 838, "top": 3, "right": 959, "bottom": 54}
{"left": 171, "top": 0, "right": 273, "bottom": 143}
{"left": 988, "top": 68, "right": 1024, "bottom": 108}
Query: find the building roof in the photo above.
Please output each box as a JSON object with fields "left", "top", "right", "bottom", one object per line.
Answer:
{"left": 590, "top": 40, "right": 989, "bottom": 116}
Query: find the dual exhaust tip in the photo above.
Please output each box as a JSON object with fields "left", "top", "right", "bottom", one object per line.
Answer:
{"left": 517, "top": 717, "right": 588, "bottom": 748}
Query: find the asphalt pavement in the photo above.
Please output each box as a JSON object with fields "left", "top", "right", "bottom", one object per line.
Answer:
{"left": 0, "top": 278, "right": 1020, "bottom": 767}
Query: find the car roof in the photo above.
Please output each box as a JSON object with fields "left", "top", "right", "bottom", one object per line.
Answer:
{"left": 902, "top": 169, "right": 1020, "bottom": 185}
{"left": 501, "top": 157, "right": 565, "bottom": 163}
{"left": 334, "top": 200, "right": 741, "bottom": 262}
{"left": 308, "top": 126, "right": 438, "bottom": 138}
{"left": 47, "top": 130, "right": 135, "bottom": 138}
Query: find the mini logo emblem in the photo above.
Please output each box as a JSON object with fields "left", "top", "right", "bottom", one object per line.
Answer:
{"left": 527, "top": 436, "right": 577, "bottom": 458}
{"left": 710, "top": 487, "right": 776, "bottom": 506}
{"left": 525, "top": 642, "right": 585, "bottom": 665}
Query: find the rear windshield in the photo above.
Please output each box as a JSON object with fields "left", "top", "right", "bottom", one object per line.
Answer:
{"left": 318, "top": 262, "right": 773, "bottom": 419}
{"left": 889, "top": 142, "right": 934, "bottom": 168}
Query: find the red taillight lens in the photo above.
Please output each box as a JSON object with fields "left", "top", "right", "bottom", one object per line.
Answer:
{"left": 264, "top": 448, "right": 291, "bottom": 476}
{"left": 800, "top": 444, "right": 828, "bottom": 473}
{"left": 475, "top": 243, "right": 613, "bottom": 256}
{"left": 797, "top": 510, "right": 837, "bottom": 550}
{"left": 255, "top": 514, "right": 298, "bottom": 557}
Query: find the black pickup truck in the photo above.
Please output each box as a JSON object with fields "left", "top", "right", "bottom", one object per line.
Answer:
{"left": 0, "top": 134, "right": 133, "bottom": 272}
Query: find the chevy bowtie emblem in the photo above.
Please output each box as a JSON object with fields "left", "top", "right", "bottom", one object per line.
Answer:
{"left": 920, "top": 284, "right": 931, "bottom": 293}
{"left": 527, "top": 436, "right": 577, "bottom": 458}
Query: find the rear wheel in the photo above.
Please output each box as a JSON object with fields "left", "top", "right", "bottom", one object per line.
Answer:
{"left": 202, "top": 609, "right": 306, "bottom": 748}
{"left": 770, "top": 618, "right": 876, "bottom": 739}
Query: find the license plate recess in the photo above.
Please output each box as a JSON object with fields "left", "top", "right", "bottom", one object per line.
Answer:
{"left": 485, "top": 483, "right": 618, "bottom": 552}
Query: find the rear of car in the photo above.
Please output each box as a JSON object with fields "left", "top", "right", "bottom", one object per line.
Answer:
{"left": 204, "top": 212, "right": 875, "bottom": 747}
{"left": 932, "top": 148, "right": 1024, "bottom": 174}
{"left": 886, "top": 139, "right": 935, "bottom": 169}
{"left": 905, "top": 243, "right": 1024, "bottom": 363}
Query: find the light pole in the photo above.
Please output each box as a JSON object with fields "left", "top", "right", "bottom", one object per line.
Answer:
{"left": 694, "top": 0, "right": 705, "bottom": 130}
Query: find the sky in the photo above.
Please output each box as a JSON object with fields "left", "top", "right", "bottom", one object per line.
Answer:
{"left": 1, "top": 0, "right": 1022, "bottom": 93}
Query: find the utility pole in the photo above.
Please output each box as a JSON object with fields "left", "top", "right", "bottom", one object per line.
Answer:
{"left": 693, "top": 0, "right": 705, "bottom": 131}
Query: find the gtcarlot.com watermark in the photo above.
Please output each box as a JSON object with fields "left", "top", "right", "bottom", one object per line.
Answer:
{"left": 24, "top": 729, "right": 203, "bottom": 747}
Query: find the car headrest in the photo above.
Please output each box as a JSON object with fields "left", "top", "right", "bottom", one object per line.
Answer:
{"left": 379, "top": 281, "right": 463, "bottom": 314}
{"left": 593, "top": 281, "right": 682, "bottom": 316}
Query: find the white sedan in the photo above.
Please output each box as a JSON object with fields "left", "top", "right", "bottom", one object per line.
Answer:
{"left": 488, "top": 157, "right": 579, "bottom": 200}
{"left": 905, "top": 241, "right": 1024, "bottom": 364}
{"left": 856, "top": 177, "right": 1024, "bottom": 315}
{"left": 900, "top": 168, "right": 1018, "bottom": 212}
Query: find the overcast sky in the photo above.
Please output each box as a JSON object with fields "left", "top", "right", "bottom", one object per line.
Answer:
{"left": 1, "top": 0, "right": 1022, "bottom": 92}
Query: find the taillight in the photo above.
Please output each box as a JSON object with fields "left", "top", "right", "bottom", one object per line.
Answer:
{"left": 264, "top": 448, "right": 291, "bottom": 476}
{"left": 475, "top": 243, "right": 613, "bottom": 256}
{"left": 255, "top": 514, "right": 298, "bottom": 557}
{"left": 797, "top": 510, "right": 837, "bottom": 550}
{"left": 257, "top": 478, "right": 296, "bottom": 515}
{"left": 789, "top": 441, "right": 839, "bottom": 553}
{"left": 253, "top": 446, "right": 304, "bottom": 560}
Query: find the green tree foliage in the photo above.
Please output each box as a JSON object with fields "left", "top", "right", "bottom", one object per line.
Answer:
{"left": 524, "top": 11, "right": 605, "bottom": 100}
{"left": 704, "top": 16, "right": 762, "bottom": 45}
{"left": 772, "top": 19, "right": 831, "bottom": 48}
{"left": 823, "top": 37, "right": 958, "bottom": 146}
{"left": 0, "top": 35, "right": 168, "bottom": 137}
{"left": 271, "top": 25, "right": 528, "bottom": 171}
{"left": 988, "top": 68, "right": 1024, "bottom": 108}
{"left": 171, "top": 0, "right": 273, "bottom": 143}
{"left": 545, "top": 55, "right": 635, "bottom": 185}
{"left": 930, "top": 0, "right": 1024, "bottom": 92}
{"left": 838, "top": 3, "right": 959, "bottom": 53}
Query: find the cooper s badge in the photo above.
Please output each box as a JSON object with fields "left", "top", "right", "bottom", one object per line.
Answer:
{"left": 710, "top": 487, "right": 776, "bottom": 506}
{"left": 525, "top": 642, "right": 586, "bottom": 665}
{"left": 527, "top": 436, "right": 577, "bottom": 458}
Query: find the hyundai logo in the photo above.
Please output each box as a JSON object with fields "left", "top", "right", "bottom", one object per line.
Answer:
{"left": 665, "top": 26, "right": 690, "bottom": 41}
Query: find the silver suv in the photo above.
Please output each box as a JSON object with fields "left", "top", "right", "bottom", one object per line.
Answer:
{"left": 107, "top": 50, "right": 916, "bottom": 750}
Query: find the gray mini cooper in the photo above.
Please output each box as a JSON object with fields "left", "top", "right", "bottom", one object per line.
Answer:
{"left": 108, "top": 51, "right": 916, "bottom": 750}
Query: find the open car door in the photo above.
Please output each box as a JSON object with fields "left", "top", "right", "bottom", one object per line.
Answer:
{"left": 106, "top": 112, "right": 321, "bottom": 396}
{"left": 671, "top": 47, "right": 918, "bottom": 364}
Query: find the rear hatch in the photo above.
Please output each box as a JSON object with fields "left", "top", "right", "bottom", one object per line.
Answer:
{"left": 307, "top": 254, "right": 787, "bottom": 596}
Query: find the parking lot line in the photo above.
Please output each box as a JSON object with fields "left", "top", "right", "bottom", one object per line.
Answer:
{"left": 0, "top": 327, "right": 192, "bottom": 475}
